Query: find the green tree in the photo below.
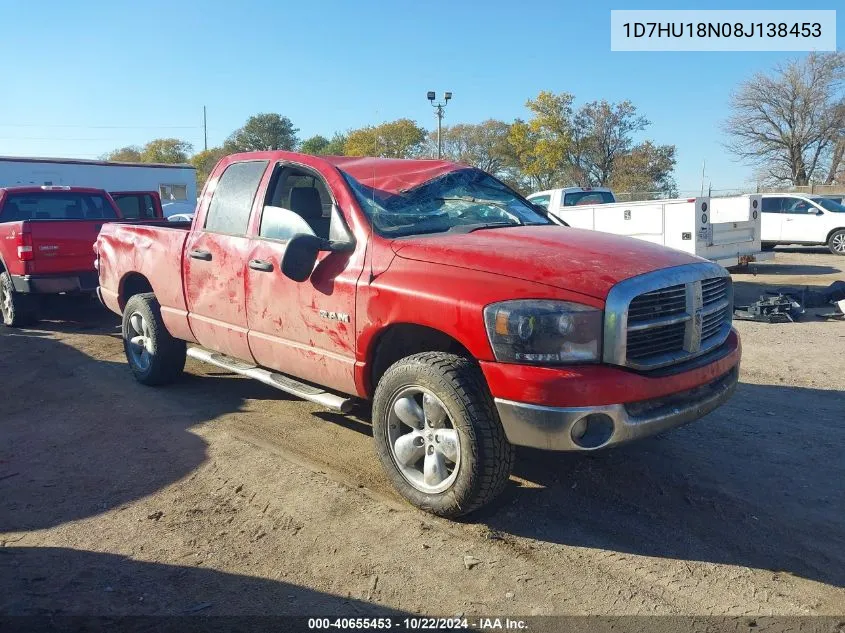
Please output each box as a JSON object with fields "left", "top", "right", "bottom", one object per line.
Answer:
{"left": 190, "top": 147, "right": 227, "bottom": 189}
{"left": 300, "top": 135, "right": 330, "bottom": 155}
{"left": 323, "top": 132, "right": 347, "bottom": 155}
{"left": 224, "top": 113, "right": 299, "bottom": 152}
{"left": 345, "top": 119, "right": 426, "bottom": 158}
{"left": 102, "top": 146, "right": 142, "bottom": 162}
{"left": 141, "top": 138, "right": 193, "bottom": 164}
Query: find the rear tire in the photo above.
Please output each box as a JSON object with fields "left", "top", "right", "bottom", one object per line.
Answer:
{"left": 0, "top": 272, "right": 37, "bottom": 327}
{"left": 372, "top": 352, "right": 514, "bottom": 518}
{"left": 828, "top": 230, "right": 845, "bottom": 256}
{"left": 122, "top": 293, "right": 186, "bottom": 385}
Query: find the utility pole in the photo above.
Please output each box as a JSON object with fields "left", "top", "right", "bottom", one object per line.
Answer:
{"left": 203, "top": 106, "right": 208, "bottom": 151}
{"left": 427, "top": 91, "right": 452, "bottom": 159}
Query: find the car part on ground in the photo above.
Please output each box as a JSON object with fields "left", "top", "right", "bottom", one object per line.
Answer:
{"left": 734, "top": 294, "right": 804, "bottom": 323}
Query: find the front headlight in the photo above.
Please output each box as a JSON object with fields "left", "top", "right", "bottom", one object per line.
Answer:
{"left": 483, "top": 300, "right": 602, "bottom": 364}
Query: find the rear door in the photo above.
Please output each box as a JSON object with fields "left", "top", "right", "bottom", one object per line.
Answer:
{"left": 183, "top": 159, "right": 269, "bottom": 362}
{"left": 760, "top": 197, "right": 784, "bottom": 241}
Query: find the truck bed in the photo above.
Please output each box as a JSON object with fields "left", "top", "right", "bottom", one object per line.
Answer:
{"left": 96, "top": 221, "right": 191, "bottom": 317}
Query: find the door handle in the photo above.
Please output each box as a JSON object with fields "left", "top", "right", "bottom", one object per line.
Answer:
{"left": 248, "top": 259, "right": 274, "bottom": 272}
{"left": 189, "top": 249, "right": 212, "bottom": 261}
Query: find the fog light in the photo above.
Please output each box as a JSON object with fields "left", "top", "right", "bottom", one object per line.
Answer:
{"left": 570, "top": 414, "right": 615, "bottom": 449}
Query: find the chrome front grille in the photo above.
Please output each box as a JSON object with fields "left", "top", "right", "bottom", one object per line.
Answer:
{"left": 603, "top": 263, "right": 733, "bottom": 371}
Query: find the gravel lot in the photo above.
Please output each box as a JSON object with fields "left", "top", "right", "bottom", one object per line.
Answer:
{"left": 1, "top": 248, "right": 843, "bottom": 617}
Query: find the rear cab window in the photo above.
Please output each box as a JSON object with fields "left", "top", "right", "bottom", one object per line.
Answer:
{"left": 1, "top": 191, "right": 118, "bottom": 221}
{"left": 204, "top": 161, "right": 269, "bottom": 235}
{"left": 562, "top": 191, "right": 615, "bottom": 206}
{"left": 761, "top": 197, "right": 784, "bottom": 213}
{"left": 113, "top": 194, "right": 158, "bottom": 219}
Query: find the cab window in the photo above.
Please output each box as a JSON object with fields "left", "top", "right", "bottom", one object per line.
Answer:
{"left": 783, "top": 198, "right": 815, "bottom": 214}
{"left": 528, "top": 194, "right": 551, "bottom": 210}
{"left": 259, "top": 165, "right": 333, "bottom": 241}
{"left": 761, "top": 197, "right": 784, "bottom": 213}
{"left": 204, "top": 160, "right": 268, "bottom": 235}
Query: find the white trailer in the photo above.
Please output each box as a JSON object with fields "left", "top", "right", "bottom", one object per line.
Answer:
{"left": 0, "top": 156, "right": 197, "bottom": 211}
{"left": 531, "top": 190, "right": 772, "bottom": 268}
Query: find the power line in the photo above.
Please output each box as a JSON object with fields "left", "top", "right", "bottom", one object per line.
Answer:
{"left": 0, "top": 123, "right": 203, "bottom": 130}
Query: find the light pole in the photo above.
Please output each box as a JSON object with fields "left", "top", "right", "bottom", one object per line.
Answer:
{"left": 427, "top": 91, "right": 452, "bottom": 159}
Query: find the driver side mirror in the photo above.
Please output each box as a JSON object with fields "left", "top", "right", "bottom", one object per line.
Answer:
{"left": 281, "top": 233, "right": 354, "bottom": 282}
{"left": 816, "top": 210, "right": 824, "bottom": 216}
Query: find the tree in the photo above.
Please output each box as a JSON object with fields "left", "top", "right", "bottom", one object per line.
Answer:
{"left": 190, "top": 147, "right": 227, "bottom": 188}
{"left": 224, "top": 113, "right": 299, "bottom": 153}
{"left": 102, "top": 146, "right": 142, "bottom": 162}
{"left": 323, "top": 132, "right": 348, "bottom": 155}
{"left": 724, "top": 52, "right": 845, "bottom": 186}
{"left": 426, "top": 120, "right": 512, "bottom": 175}
{"left": 609, "top": 141, "right": 677, "bottom": 196}
{"left": 570, "top": 100, "right": 649, "bottom": 186}
{"left": 300, "top": 135, "right": 330, "bottom": 155}
{"left": 141, "top": 138, "right": 193, "bottom": 164}
{"left": 344, "top": 119, "right": 427, "bottom": 158}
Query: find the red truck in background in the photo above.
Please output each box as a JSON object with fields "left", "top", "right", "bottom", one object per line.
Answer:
{"left": 95, "top": 151, "right": 740, "bottom": 518}
{"left": 0, "top": 185, "right": 125, "bottom": 326}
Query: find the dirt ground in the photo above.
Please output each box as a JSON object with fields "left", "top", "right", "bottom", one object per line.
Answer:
{"left": 1, "top": 248, "right": 844, "bottom": 617}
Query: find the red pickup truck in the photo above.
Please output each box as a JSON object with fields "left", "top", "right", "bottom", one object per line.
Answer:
{"left": 96, "top": 151, "right": 741, "bottom": 517}
{"left": 0, "top": 185, "right": 125, "bottom": 326}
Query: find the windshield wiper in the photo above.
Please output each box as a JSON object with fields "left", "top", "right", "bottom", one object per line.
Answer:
{"left": 463, "top": 222, "right": 522, "bottom": 233}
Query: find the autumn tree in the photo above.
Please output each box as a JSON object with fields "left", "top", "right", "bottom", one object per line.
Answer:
{"left": 190, "top": 147, "right": 227, "bottom": 188}
{"left": 345, "top": 119, "right": 426, "bottom": 158}
{"left": 102, "top": 146, "right": 142, "bottom": 162}
{"left": 570, "top": 100, "right": 649, "bottom": 186}
{"left": 224, "top": 113, "right": 299, "bottom": 152}
{"left": 724, "top": 52, "right": 845, "bottom": 186}
{"left": 426, "top": 120, "right": 512, "bottom": 175}
{"left": 140, "top": 138, "right": 193, "bottom": 164}
{"left": 609, "top": 141, "right": 677, "bottom": 196}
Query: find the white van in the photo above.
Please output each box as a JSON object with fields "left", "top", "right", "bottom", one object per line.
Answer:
{"left": 760, "top": 194, "right": 845, "bottom": 255}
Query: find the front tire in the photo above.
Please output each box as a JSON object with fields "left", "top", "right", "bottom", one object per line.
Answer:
{"left": 828, "top": 230, "right": 845, "bottom": 256}
{"left": 0, "top": 272, "right": 37, "bottom": 327}
{"left": 372, "top": 352, "right": 514, "bottom": 518}
{"left": 122, "top": 293, "right": 186, "bottom": 385}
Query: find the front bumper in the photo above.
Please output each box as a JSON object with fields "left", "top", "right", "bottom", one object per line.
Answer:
{"left": 495, "top": 365, "right": 738, "bottom": 451}
{"left": 11, "top": 272, "right": 98, "bottom": 294}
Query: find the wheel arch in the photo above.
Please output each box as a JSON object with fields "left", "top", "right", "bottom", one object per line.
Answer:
{"left": 118, "top": 272, "right": 154, "bottom": 310}
{"left": 826, "top": 227, "right": 845, "bottom": 243}
{"left": 367, "top": 323, "right": 473, "bottom": 398}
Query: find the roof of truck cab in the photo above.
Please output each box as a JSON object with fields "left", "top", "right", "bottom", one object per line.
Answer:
{"left": 0, "top": 185, "right": 109, "bottom": 194}
{"left": 225, "top": 151, "right": 467, "bottom": 195}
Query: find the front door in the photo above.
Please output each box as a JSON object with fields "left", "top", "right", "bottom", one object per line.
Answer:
{"left": 244, "top": 163, "right": 362, "bottom": 394}
{"left": 184, "top": 159, "right": 269, "bottom": 361}
{"left": 781, "top": 198, "right": 826, "bottom": 243}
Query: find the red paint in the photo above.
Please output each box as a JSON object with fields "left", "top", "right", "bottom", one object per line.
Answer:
{"left": 481, "top": 330, "right": 741, "bottom": 407}
{"left": 96, "top": 151, "right": 741, "bottom": 407}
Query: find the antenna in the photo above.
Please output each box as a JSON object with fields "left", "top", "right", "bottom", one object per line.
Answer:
{"left": 203, "top": 106, "right": 208, "bottom": 151}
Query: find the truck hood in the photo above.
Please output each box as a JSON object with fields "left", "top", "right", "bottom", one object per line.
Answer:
{"left": 391, "top": 226, "right": 702, "bottom": 300}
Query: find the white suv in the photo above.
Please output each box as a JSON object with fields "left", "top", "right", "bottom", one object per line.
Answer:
{"left": 761, "top": 194, "right": 845, "bottom": 255}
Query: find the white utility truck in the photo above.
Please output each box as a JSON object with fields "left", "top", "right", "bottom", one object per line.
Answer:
{"left": 0, "top": 156, "right": 197, "bottom": 216}
{"left": 528, "top": 188, "right": 772, "bottom": 268}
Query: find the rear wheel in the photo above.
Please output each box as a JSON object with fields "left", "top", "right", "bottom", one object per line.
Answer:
{"left": 372, "top": 352, "right": 514, "bottom": 518}
{"left": 828, "top": 230, "right": 845, "bottom": 256}
{"left": 0, "top": 272, "right": 37, "bottom": 327}
{"left": 122, "top": 293, "right": 186, "bottom": 385}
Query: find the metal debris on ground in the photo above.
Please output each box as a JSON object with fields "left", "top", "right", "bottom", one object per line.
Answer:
{"left": 734, "top": 294, "right": 804, "bottom": 323}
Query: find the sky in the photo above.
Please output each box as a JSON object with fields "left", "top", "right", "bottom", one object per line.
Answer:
{"left": 0, "top": 0, "right": 841, "bottom": 193}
